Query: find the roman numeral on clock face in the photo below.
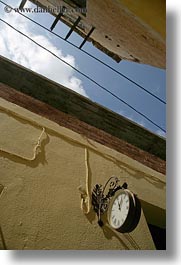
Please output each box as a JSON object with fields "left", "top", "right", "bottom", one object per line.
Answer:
{"left": 112, "top": 215, "right": 115, "bottom": 220}
{"left": 113, "top": 218, "right": 117, "bottom": 225}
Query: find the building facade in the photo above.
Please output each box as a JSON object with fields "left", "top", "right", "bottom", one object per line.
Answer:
{"left": 0, "top": 56, "right": 166, "bottom": 250}
{"left": 26, "top": 0, "right": 166, "bottom": 68}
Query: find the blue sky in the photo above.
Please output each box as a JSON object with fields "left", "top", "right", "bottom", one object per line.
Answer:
{"left": 0, "top": 0, "right": 166, "bottom": 137}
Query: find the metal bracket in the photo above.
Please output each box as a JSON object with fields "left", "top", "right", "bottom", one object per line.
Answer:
{"left": 92, "top": 176, "right": 127, "bottom": 226}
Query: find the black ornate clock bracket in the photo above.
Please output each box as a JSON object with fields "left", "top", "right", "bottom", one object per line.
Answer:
{"left": 92, "top": 176, "right": 128, "bottom": 227}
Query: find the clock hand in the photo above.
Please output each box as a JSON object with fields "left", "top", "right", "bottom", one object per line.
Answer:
{"left": 118, "top": 198, "right": 123, "bottom": 210}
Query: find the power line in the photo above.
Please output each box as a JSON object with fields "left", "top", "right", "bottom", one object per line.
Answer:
{"left": 0, "top": 17, "right": 166, "bottom": 133}
{"left": 0, "top": 0, "right": 166, "bottom": 105}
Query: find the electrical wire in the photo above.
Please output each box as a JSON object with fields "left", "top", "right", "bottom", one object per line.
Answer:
{"left": 0, "top": 0, "right": 166, "bottom": 105}
{"left": 0, "top": 17, "right": 166, "bottom": 133}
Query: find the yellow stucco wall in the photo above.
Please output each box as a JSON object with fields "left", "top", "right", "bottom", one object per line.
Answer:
{"left": 118, "top": 0, "right": 166, "bottom": 39}
{"left": 0, "top": 98, "right": 165, "bottom": 250}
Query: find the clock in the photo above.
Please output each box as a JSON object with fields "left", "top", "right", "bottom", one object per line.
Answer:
{"left": 107, "top": 189, "right": 141, "bottom": 233}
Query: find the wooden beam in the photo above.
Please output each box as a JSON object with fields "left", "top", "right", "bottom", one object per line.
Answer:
{"left": 79, "top": 26, "right": 95, "bottom": 49}
{"left": 19, "top": 0, "right": 27, "bottom": 9}
{"left": 50, "top": 11, "right": 63, "bottom": 31}
{"left": 65, "top": 16, "right": 81, "bottom": 40}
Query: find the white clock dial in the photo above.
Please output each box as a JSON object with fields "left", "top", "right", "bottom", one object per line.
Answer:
{"left": 109, "top": 193, "right": 130, "bottom": 229}
{"left": 107, "top": 189, "right": 141, "bottom": 233}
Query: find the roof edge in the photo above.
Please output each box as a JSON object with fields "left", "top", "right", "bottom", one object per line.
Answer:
{"left": 0, "top": 55, "right": 166, "bottom": 160}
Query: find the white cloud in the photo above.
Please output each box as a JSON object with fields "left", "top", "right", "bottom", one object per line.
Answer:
{"left": 0, "top": 11, "right": 88, "bottom": 97}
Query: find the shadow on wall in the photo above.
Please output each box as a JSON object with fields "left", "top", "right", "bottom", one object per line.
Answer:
{"left": 0, "top": 133, "right": 50, "bottom": 168}
{"left": 85, "top": 209, "right": 142, "bottom": 250}
{"left": 84, "top": 198, "right": 142, "bottom": 250}
{"left": 84, "top": 206, "right": 130, "bottom": 249}
{"left": 102, "top": 225, "right": 130, "bottom": 249}
{"left": 0, "top": 225, "right": 7, "bottom": 250}
{"left": 92, "top": 149, "right": 166, "bottom": 191}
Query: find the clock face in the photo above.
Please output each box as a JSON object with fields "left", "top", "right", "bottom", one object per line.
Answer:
{"left": 107, "top": 189, "right": 141, "bottom": 233}
{"left": 109, "top": 191, "right": 130, "bottom": 229}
